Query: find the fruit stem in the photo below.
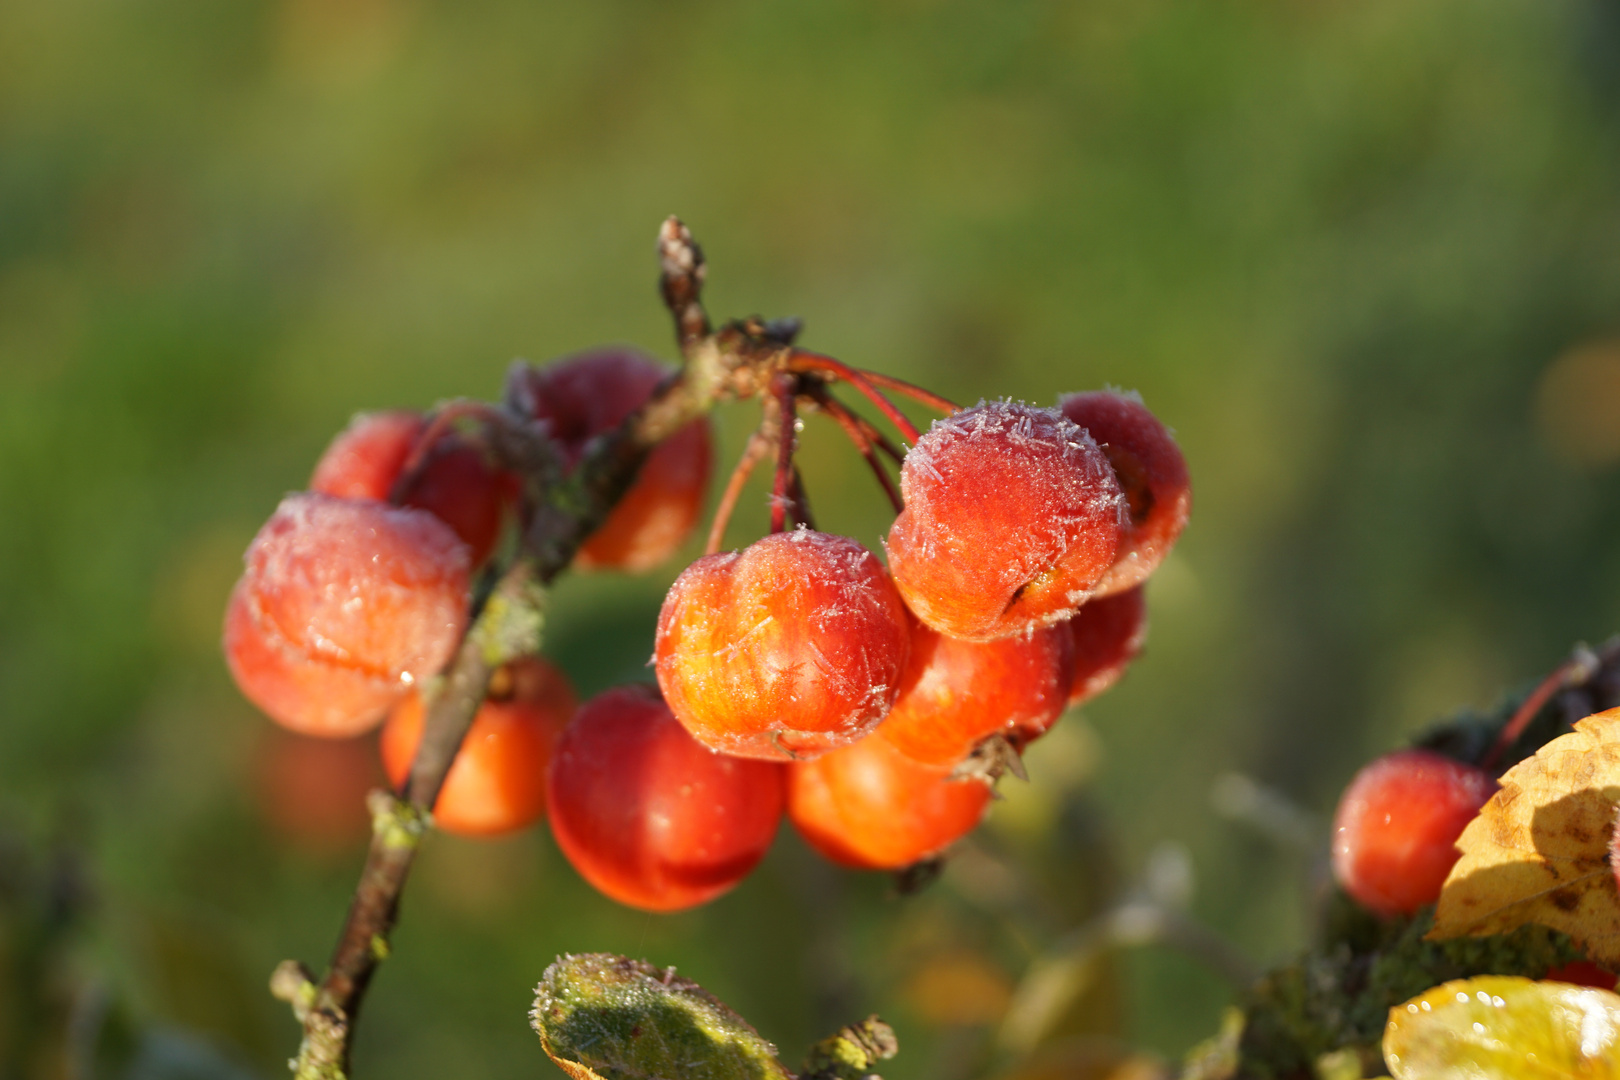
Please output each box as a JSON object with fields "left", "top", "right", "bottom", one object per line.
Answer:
{"left": 770, "top": 374, "right": 800, "bottom": 534}
{"left": 386, "top": 399, "right": 514, "bottom": 505}
{"left": 1481, "top": 645, "right": 1601, "bottom": 771}
{"left": 706, "top": 426, "right": 773, "bottom": 555}
{"left": 805, "top": 385, "right": 904, "bottom": 514}
{"left": 788, "top": 465, "right": 817, "bottom": 532}
{"left": 856, "top": 370, "right": 959, "bottom": 416}
{"left": 785, "top": 350, "right": 924, "bottom": 444}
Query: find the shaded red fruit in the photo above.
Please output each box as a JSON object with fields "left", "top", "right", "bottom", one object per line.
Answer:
{"left": 254, "top": 727, "right": 385, "bottom": 854}
{"left": 655, "top": 530, "right": 911, "bottom": 761}
{"left": 310, "top": 410, "right": 512, "bottom": 565}
{"left": 1543, "top": 961, "right": 1619, "bottom": 990}
{"left": 1612, "top": 811, "right": 1620, "bottom": 893}
{"left": 1057, "top": 391, "right": 1189, "bottom": 596}
{"left": 1066, "top": 586, "right": 1148, "bottom": 708}
{"left": 788, "top": 731, "right": 992, "bottom": 869}
{"left": 885, "top": 401, "right": 1125, "bottom": 642}
{"left": 381, "top": 657, "right": 578, "bottom": 837}
{"left": 224, "top": 493, "right": 471, "bottom": 737}
{"left": 546, "top": 685, "right": 785, "bottom": 911}
{"left": 875, "top": 618, "right": 1073, "bottom": 767}
{"left": 1330, "top": 749, "right": 1495, "bottom": 916}
{"left": 508, "top": 348, "right": 713, "bottom": 571}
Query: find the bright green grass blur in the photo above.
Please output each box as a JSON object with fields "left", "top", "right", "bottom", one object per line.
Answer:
{"left": 6, "top": 0, "right": 1620, "bottom": 1076}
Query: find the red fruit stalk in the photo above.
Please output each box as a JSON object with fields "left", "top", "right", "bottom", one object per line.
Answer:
{"left": 546, "top": 685, "right": 785, "bottom": 911}
{"left": 655, "top": 530, "right": 911, "bottom": 760}
{"left": 886, "top": 401, "right": 1125, "bottom": 642}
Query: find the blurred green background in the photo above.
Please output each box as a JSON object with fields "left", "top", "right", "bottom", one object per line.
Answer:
{"left": 6, "top": 0, "right": 1620, "bottom": 1076}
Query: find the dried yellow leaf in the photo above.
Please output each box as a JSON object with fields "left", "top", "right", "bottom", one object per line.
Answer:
{"left": 1428, "top": 708, "right": 1620, "bottom": 967}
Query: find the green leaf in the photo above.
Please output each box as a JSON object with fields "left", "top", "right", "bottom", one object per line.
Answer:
{"left": 531, "top": 954, "right": 793, "bottom": 1080}
{"left": 1383, "top": 976, "right": 1620, "bottom": 1079}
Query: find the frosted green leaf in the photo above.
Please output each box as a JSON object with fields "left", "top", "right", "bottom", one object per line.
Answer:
{"left": 530, "top": 954, "right": 793, "bottom": 1080}
{"left": 1383, "top": 976, "right": 1620, "bottom": 1079}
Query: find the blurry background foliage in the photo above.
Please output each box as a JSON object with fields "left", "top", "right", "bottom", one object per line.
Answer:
{"left": 4, "top": 0, "right": 1620, "bottom": 1077}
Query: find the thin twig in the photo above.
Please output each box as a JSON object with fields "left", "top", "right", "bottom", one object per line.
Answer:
{"left": 785, "top": 351, "right": 923, "bottom": 443}
{"left": 387, "top": 400, "right": 512, "bottom": 505}
{"left": 659, "top": 217, "right": 710, "bottom": 354}
{"left": 770, "top": 375, "right": 799, "bottom": 534}
{"left": 706, "top": 427, "right": 774, "bottom": 555}
{"left": 1481, "top": 645, "right": 1601, "bottom": 772}
{"left": 804, "top": 386, "right": 903, "bottom": 514}
{"left": 857, "top": 370, "right": 960, "bottom": 416}
{"left": 787, "top": 466, "right": 816, "bottom": 532}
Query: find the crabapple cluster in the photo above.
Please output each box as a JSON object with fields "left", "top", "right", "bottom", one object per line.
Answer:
{"left": 223, "top": 319, "right": 1188, "bottom": 910}
{"left": 654, "top": 393, "right": 1186, "bottom": 884}
{"left": 224, "top": 347, "right": 710, "bottom": 819}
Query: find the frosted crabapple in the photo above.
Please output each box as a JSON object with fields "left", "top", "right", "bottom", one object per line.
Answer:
{"left": 875, "top": 618, "right": 1073, "bottom": 768}
{"left": 885, "top": 401, "right": 1126, "bottom": 642}
{"left": 655, "top": 529, "right": 911, "bottom": 761}
{"left": 1057, "top": 391, "right": 1190, "bottom": 596}
{"left": 788, "top": 729, "right": 993, "bottom": 870}
{"left": 546, "top": 684, "right": 785, "bottom": 911}
{"left": 1330, "top": 749, "right": 1495, "bottom": 916}
{"left": 310, "top": 409, "right": 513, "bottom": 566}
{"left": 381, "top": 657, "right": 577, "bottom": 837}
{"left": 507, "top": 348, "right": 713, "bottom": 571}
{"left": 224, "top": 492, "right": 471, "bottom": 738}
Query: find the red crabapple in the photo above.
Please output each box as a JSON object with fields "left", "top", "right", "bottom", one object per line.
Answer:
{"left": 508, "top": 348, "right": 713, "bottom": 571}
{"left": 875, "top": 618, "right": 1073, "bottom": 768}
{"left": 309, "top": 410, "right": 420, "bottom": 501}
{"left": 1330, "top": 749, "right": 1495, "bottom": 916}
{"left": 655, "top": 530, "right": 911, "bottom": 761}
{"left": 546, "top": 684, "right": 785, "bottom": 912}
{"left": 1612, "top": 811, "right": 1620, "bottom": 893}
{"left": 885, "top": 401, "right": 1125, "bottom": 642}
{"left": 381, "top": 657, "right": 578, "bottom": 837}
{"left": 1543, "top": 962, "right": 1619, "bottom": 990}
{"left": 224, "top": 492, "right": 471, "bottom": 737}
{"left": 310, "top": 410, "right": 513, "bottom": 565}
{"left": 1057, "top": 391, "right": 1189, "bottom": 596}
{"left": 788, "top": 730, "right": 993, "bottom": 870}
{"left": 1065, "top": 585, "right": 1147, "bottom": 708}
{"left": 254, "top": 727, "right": 385, "bottom": 853}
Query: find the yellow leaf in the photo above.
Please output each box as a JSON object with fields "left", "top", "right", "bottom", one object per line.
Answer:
{"left": 1383, "top": 976, "right": 1620, "bottom": 1079}
{"left": 1428, "top": 708, "right": 1620, "bottom": 967}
